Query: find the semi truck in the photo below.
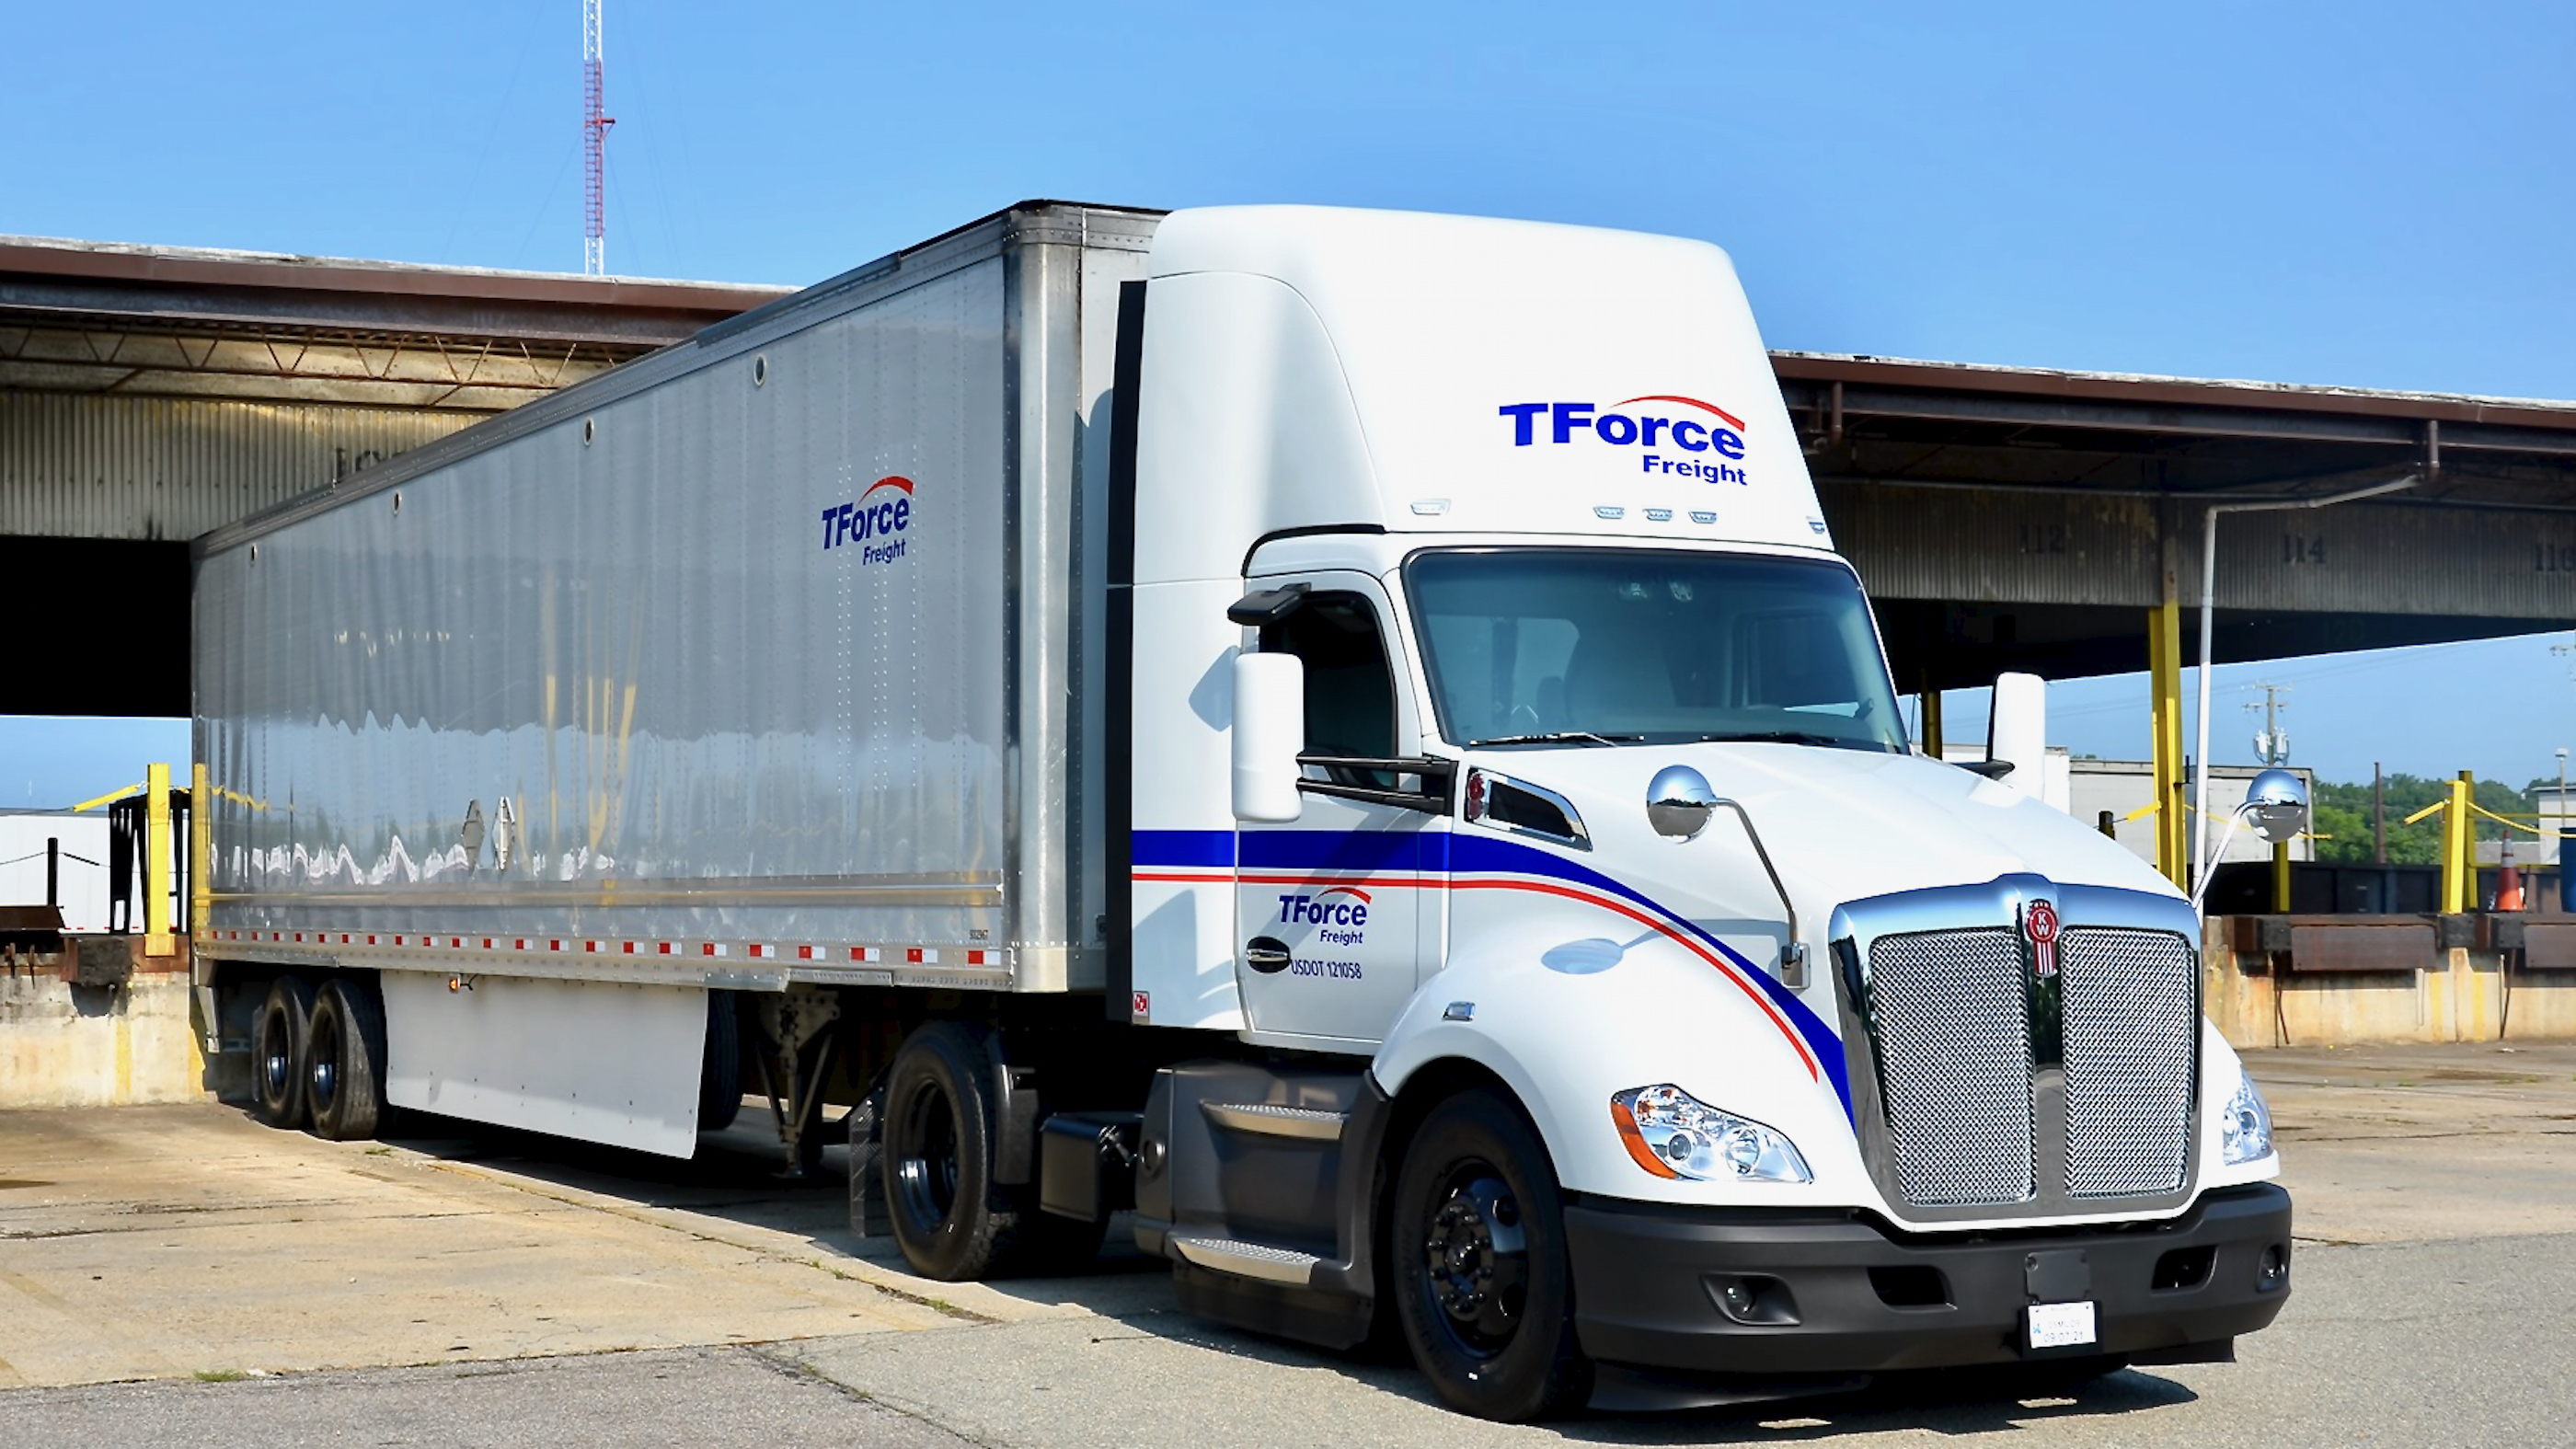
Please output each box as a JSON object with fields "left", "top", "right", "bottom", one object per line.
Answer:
{"left": 190, "top": 201, "right": 2291, "bottom": 1420}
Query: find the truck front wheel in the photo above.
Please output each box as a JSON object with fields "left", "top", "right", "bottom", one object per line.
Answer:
{"left": 1391, "top": 1088, "right": 1592, "bottom": 1420}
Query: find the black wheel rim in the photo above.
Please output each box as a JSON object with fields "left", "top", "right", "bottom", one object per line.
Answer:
{"left": 308, "top": 1012, "right": 339, "bottom": 1117}
{"left": 1420, "top": 1163, "right": 1530, "bottom": 1357}
{"left": 892, "top": 1079, "right": 962, "bottom": 1230}
{"left": 259, "top": 1007, "right": 293, "bottom": 1107}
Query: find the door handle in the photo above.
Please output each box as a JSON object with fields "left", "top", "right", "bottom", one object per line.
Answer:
{"left": 1244, "top": 937, "right": 1292, "bottom": 975}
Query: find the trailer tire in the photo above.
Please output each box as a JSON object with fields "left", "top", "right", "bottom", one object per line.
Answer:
{"left": 250, "top": 976, "right": 316, "bottom": 1129}
{"left": 305, "top": 978, "right": 388, "bottom": 1141}
{"left": 881, "top": 1022, "right": 1018, "bottom": 1282}
{"left": 699, "top": 991, "right": 742, "bottom": 1133}
{"left": 1391, "top": 1087, "right": 1592, "bottom": 1421}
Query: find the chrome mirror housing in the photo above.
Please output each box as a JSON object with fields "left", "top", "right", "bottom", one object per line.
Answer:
{"left": 2245, "top": 767, "right": 2308, "bottom": 846}
{"left": 1646, "top": 765, "right": 1718, "bottom": 842}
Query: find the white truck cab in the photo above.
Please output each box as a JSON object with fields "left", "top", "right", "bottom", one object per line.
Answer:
{"left": 1116, "top": 207, "right": 2289, "bottom": 1417}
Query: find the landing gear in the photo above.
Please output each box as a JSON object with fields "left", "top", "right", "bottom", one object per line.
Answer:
{"left": 751, "top": 985, "right": 841, "bottom": 1179}
{"left": 1392, "top": 1088, "right": 1592, "bottom": 1420}
{"left": 250, "top": 976, "right": 315, "bottom": 1129}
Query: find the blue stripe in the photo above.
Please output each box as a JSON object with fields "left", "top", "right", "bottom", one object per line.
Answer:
{"left": 1127, "top": 824, "right": 1852, "bottom": 1124}
{"left": 1132, "top": 830, "right": 1234, "bottom": 868}
{"left": 1448, "top": 835, "right": 1852, "bottom": 1121}
{"left": 1240, "top": 829, "right": 1450, "bottom": 873}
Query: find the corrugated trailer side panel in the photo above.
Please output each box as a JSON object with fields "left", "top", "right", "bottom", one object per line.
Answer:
{"left": 198, "top": 245, "right": 1028, "bottom": 973}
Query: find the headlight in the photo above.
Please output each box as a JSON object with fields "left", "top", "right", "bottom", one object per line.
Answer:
{"left": 2220, "top": 1072, "right": 2275, "bottom": 1166}
{"left": 1611, "top": 1085, "right": 1811, "bottom": 1184}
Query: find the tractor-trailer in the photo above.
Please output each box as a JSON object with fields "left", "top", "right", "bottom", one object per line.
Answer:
{"left": 190, "top": 201, "right": 2291, "bottom": 1419}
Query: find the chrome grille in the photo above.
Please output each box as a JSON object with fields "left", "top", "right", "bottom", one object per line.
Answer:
{"left": 2060, "top": 926, "right": 2196, "bottom": 1197}
{"left": 1866, "top": 927, "right": 2032, "bottom": 1206}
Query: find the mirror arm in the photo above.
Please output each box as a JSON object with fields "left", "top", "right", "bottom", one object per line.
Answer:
{"left": 1707, "top": 799, "right": 1803, "bottom": 983}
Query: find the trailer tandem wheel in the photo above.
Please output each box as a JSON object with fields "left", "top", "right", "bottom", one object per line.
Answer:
{"left": 250, "top": 976, "right": 316, "bottom": 1130}
{"left": 305, "top": 977, "right": 388, "bottom": 1141}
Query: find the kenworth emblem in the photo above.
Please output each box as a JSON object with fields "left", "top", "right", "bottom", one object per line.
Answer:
{"left": 2025, "top": 898, "right": 2062, "bottom": 978}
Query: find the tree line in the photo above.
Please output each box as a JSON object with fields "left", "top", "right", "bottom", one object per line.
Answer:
{"left": 2307, "top": 773, "right": 2562, "bottom": 866}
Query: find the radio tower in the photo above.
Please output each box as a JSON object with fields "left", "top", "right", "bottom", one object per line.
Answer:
{"left": 581, "top": 0, "right": 614, "bottom": 275}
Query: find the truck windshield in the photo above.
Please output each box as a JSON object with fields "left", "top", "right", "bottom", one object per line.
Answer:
{"left": 1405, "top": 548, "right": 1907, "bottom": 753}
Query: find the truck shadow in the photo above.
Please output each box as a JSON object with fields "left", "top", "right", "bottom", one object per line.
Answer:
{"left": 363, "top": 1106, "right": 2200, "bottom": 1440}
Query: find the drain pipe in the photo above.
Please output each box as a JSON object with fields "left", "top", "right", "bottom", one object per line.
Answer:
{"left": 2191, "top": 475, "right": 2420, "bottom": 884}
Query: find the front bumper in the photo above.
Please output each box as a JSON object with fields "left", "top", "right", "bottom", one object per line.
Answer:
{"left": 1566, "top": 1183, "right": 2291, "bottom": 1376}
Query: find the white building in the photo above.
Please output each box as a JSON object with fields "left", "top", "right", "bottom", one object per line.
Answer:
{"left": 0, "top": 811, "right": 118, "bottom": 932}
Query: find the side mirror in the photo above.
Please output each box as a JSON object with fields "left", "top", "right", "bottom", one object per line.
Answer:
{"left": 2245, "top": 767, "right": 2308, "bottom": 845}
{"left": 1988, "top": 671, "right": 2046, "bottom": 799}
{"left": 1646, "top": 765, "right": 1718, "bottom": 841}
{"left": 1232, "top": 652, "right": 1306, "bottom": 823}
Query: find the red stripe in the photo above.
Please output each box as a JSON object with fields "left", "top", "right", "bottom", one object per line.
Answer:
{"left": 1450, "top": 876, "right": 1817, "bottom": 1080}
{"left": 1613, "top": 394, "right": 1747, "bottom": 431}
{"left": 1133, "top": 871, "right": 1446, "bottom": 889}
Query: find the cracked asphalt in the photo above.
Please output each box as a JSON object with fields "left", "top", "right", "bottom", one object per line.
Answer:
{"left": 2, "top": 1041, "right": 2572, "bottom": 1447}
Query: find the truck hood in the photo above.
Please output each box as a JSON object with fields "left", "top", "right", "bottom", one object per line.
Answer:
{"left": 1466, "top": 742, "right": 2179, "bottom": 939}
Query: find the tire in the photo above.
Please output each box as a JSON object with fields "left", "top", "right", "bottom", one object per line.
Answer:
{"left": 878, "top": 1023, "right": 1101, "bottom": 1280}
{"left": 305, "top": 978, "right": 387, "bottom": 1141}
{"left": 699, "top": 991, "right": 742, "bottom": 1133}
{"left": 881, "top": 1022, "right": 1015, "bottom": 1281}
{"left": 249, "top": 976, "right": 315, "bottom": 1129}
{"left": 1390, "top": 1087, "right": 1592, "bottom": 1420}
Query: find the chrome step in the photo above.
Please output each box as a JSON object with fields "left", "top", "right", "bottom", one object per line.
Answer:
{"left": 1200, "top": 1101, "right": 1346, "bottom": 1141}
{"left": 1169, "top": 1233, "right": 1322, "bottom": 1285}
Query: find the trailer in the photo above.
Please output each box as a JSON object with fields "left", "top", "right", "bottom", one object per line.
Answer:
{"left": 192, "top": 201, "right": 2292, "bottom": 1419}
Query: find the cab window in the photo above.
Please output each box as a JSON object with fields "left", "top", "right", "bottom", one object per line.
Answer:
{"left": 1260, "top": 592, "right": 1397, "bottom": 765}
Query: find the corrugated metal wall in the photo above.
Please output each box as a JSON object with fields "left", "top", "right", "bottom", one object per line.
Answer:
{"left": 0, "top": 392, "right": 479, "bottom": 541}
{"left": 1831, "top": 480, "right": 2576, "bottom": 619}
{"left": 1828, "top": 482, "right": 2165, "bottom": 607}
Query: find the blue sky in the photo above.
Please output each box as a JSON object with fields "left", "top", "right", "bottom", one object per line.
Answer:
{"left": 4, "top": 1, "right": 2571, "bottom": 802}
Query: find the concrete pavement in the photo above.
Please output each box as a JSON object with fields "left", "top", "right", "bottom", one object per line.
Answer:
{"left": 2, "top": 1041, "right": 2572, "bottom": 1445}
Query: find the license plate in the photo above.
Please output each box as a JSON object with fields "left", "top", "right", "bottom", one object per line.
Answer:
{"left": 2026, "top": 1300, "right": 2098, "bottom": 1351}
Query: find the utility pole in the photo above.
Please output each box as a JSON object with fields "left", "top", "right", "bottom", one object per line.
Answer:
{"left": 582, "top": 0, "right": 615, "bottom": 276}
{"left": 2245, "top": 682, "right": 2293, "bottom": 766}
{"left": 2374, "top": 760, "right": 2386, "bottom": 864}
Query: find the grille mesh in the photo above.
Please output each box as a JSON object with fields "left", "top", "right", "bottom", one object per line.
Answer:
{"left": 1867, "top": 928, "right": 2032, "bottom": 1206}
{"left": 2060, "top": 926, "right": 2196, "bottom": 1197}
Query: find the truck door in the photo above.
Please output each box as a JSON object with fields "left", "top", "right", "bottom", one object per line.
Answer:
{"left": 1235, "top": 579, "right": 1442, "bottom": 1046}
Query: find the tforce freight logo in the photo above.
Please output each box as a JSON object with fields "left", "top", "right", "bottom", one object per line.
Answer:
{"left": 819, "top": 476, "right": 914, "bottom": 566}
{"left": 1498, "top": 397, "right": 1752, "bottom": 487}
{"left": 1279, "top": 886, "right": 1370, "bottom": 947}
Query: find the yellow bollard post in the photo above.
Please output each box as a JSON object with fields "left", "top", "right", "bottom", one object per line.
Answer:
{"left": 2148, "top": 598, "right": 2185, "bottom": 886}
{"left": 2442, "top": 771, "right": 2474, "bottom": 914}
{"left": 144, "top": 762, "right": 173, "bottom": 957}
{"left": 2271, "top": 839, "right": 2291, "bottom": 914}
{"left": 1922, "top": 685, "right": 1944, "bottom": 760}
{"left": 190, "top": 762, "right": 213, "bottom": 944}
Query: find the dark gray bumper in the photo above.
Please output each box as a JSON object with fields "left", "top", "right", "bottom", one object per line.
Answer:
{"left": 1565, "top": 1183, "right": 2292, "bottom": 1377}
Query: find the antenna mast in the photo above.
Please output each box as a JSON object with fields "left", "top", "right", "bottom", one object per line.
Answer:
{"left": 582, "top": 0, "right": 614, "bottom": 276}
